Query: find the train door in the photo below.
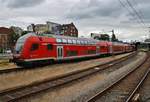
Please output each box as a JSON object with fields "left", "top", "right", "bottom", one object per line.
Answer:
{"left": 57, "top": 46, "right": 63, "bottom": 59}
{"left": 96, "top": 46, "right": 100, "bottom": 54}
{"left": 109, "top": 45, "right": 113, "bottom": 54}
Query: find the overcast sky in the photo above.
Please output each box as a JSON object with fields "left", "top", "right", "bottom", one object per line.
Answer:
{"left": 0, "top": 0, "right": 150, "bottom": 41}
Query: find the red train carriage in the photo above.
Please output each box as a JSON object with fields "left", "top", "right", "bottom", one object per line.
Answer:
{"left": 13, "top": 33, "right": 100, "bottom": 66}
{"left": 12, "top": 33, "right": 134, "bottom": 67}
{"left": 111, "top": 42, "right": 125, "bottom": 54}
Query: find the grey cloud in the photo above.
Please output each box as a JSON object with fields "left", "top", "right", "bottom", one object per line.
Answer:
{"left": 67, "top": 0, "right": 124, "bottom": 20}
{"left": 124, "top": 0, "right": 150, "bottom": 25}
{"left": 0, "top": 0, "right": 149, "bottom": 41}
{"left": 2, "top": 0, "right": 46, "bottom": 8}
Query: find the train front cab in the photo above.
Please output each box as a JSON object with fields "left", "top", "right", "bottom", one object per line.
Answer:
{"left": 13, "top": 33, "right": 37, "bottom": 66}
{"left": 13, "top": 33, "right": 56, "bottom": 67}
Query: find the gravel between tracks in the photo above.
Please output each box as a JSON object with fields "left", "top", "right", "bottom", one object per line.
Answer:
{"left": 0, "top": 53, "right": 132, "bottom": 92}
{"left": 138, "top": 72, "right": 150, "bottom": 102}
{"left": 18, "top": 52, "right": 146, "bottom": 102}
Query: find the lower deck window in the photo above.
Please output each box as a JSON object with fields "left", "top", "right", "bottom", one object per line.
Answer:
{"left": 31, "top": 43, "right": 39, "bottom": 51}
{"left": 67, "top": 51, "right": 78, "bottom": 56}
{"left": 47, "top": 44, "right": 53, "bottom": 50}
{"left": 87, "top": 50, "right": 96, "bottom": 54}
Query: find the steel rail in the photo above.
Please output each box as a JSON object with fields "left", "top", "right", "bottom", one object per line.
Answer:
{"left": 0, "top": 52, "right": 136, "bottom": 75}
{"left": 0, "top": 52, "right": 137, "bottom": 102}
{"left": 86, "top": 53, "right": 148, "bottom": 102}
{"left": 125, "top": 67, "right": 150, "bottom": 102}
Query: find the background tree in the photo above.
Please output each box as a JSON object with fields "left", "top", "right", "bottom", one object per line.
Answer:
{"left": 93, "top": 34, "right": 110, "bottom": 41}
{"left": 94, "top": 36, "right": 100, "bottom": 40}
{"left": 111, "top": 33, "right": 118, "bottom": 42}
{"left": 100, "top": 34, "right": 110, "bottom": 41}
{"left": 10, "top": 32, "right": 20, "bottom": 47}
{"left": 21, "top": 31, "right": 30, "bottom": 36}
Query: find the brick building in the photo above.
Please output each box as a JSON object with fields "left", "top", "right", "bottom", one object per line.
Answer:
{"left": 27, "top": 22, "right": 78, "bottom": 37}
{"left": 61, "top": 22, "right": 78, "bottom": 37}
{"left": 0, "top": 27, "right": 14, "bottom": 51}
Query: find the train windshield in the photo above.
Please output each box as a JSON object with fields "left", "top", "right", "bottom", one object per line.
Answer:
{"left": 15, "top": 33, "right": 36, "bottom": 53}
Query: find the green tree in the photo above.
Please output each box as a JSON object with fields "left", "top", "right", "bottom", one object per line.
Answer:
{"left": 21, "top": 31, "right": 29, "bottom": 36}
{"left": 10, "top": 32, "right": 20, "bottom": 47}
{"left": 0, "top": 48, "right": 3, "bottom": 53}
{"left": 111, "top": 34, "right": 118, "bottom": 42}
{"left": 94, "top": 36, "right": 100, "bottom": 40}
{"left": 93, "top": 34, "right": 110, "bottom": 41}
{"left": 99, "top": 34, "right": 110, "bottom": 41}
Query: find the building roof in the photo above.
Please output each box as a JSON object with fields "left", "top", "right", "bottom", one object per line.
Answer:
{"left": 46, "top": 21, "right": 61, "bottom": 25}
{"left": 62, "top": 22, "right": 74, "bottom": 26}
{"left": 0, "top": 27, "right": 14, "bottom": 35}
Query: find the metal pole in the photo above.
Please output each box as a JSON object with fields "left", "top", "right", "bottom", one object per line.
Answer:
{"left": 148, "top": 27, "right": 150, "bottom": 39}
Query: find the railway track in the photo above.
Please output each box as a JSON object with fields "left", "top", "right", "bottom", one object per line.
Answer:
{"left": 137, "top": 68, "right": 150, "bottom": 102}
{"left": 0, "top": 52, "right": 137, "bottom": 102}
{"left": 86, "top": 52, "right": 150, "bottom": 102}
{"left": 0, "top": 52, "right": 135, "bottom": 75}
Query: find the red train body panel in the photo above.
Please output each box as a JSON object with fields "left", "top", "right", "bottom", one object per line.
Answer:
{"left": 13, "top": 33, "right": 135, "bottom": 66}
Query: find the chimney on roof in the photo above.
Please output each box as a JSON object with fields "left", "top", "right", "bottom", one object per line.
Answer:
{"left": 31, "top": 24, "right": 35, "bottom": 32}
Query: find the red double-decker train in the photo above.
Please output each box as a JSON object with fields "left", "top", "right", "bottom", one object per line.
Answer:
{"left": 12, "top": 33, "right": 135, "bottom": 67}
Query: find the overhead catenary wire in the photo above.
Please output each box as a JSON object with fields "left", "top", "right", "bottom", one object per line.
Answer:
{"left": 117, "top": 0, "right": 147, "bottom": 28}
{"left": 125, "top": 0, "right": 146, "bottom": 27}
{"left": 131, "top": 0, "right": 146, "bottom": 21}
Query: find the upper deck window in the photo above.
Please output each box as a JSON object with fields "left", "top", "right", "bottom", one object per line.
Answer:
{"left": 77, "top": 40, "right": 80, "bottom": 44}
{"left": 62, "top": 39, "right": 67, "bottom": 43}
{"left": 56, "top": 38, "right": 62, "bottom": 43}
{"left": 73, "top": 39, "right": 77, "bottom": 44}
{"left": 80, "top": 41, "right": 83, "bottom": 45}
{"left": 85, "top": 41, "right": 88, "bottom": 45}
{"left": 68, "top": 39, "right": 73, "bottom": 44}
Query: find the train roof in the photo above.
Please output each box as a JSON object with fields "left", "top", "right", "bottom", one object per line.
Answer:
{"left": 22, "top": 33, "right": 131, "bottom": 45}
{"left": 38, "top": 33, "right": 97, "bottom": 41}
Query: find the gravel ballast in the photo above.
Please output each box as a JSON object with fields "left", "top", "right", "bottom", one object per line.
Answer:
{"left": 0, "top": 53, "right": 132, "bottom": 91}
{"left": 18, "top": 52, "right": 146, "bottom": 102}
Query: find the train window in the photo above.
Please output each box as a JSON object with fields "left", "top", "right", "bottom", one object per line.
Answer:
{"left": 87, "top": 41, "right": 90, "bottom": 45}
{"left": 68, "top": 39, "right": 72, "bottom": 44}
{"left": 79, "top": 40, "right": 81, "bottom": 44}
{"left": 94, "top": 41, "right": 96, "bottom": 44}
{"left": 67, "top": 50, "right": 78, "bottom": 56}
{"left": 56, "top": 38, "right": 62, "bottom": 43}
{"left": 47, "top": 44, "right": 53, "bottom": 50}
{"left": 81, "top": 41, "right": 84, "bottom": 45}
{"left": 85, "top": 41, "right": 88, "bottom": 44}
{"left": 31, "top": 43, "right": 39, "bottom": 51}
{"left": 88, "top": 50, "right": 96, "bottom": 54}
{"left": 83, "top": 41, "right": 86, "bottom": 45}
{"left": 62, "top": 39, "right": 67, "bottom": 43}
{"left": 73, "top": 40, "right": 76, "bottom": 44}
{"left": 77, "top": 40, "right": 80, "bottom": 44}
